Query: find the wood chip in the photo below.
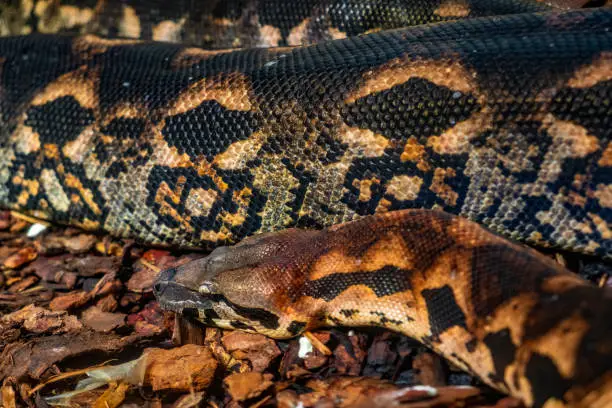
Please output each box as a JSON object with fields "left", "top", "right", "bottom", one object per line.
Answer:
{"left": 143, "top": 344, "right": 218, "bottom": 392}
{"left": 82, "top": 306, "right": 126, "bottom": 332}
{"left": 222, "top": 331, "right": 281, "bottom": 372}
{"left": 3, "top": 247, "right": 37, "bottom": 269}
{"left": 224, "top": 372, "right": 273, "bottom": 402}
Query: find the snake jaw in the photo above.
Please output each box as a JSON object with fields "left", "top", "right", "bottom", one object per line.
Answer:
{"left": 153, "top": 267, "right": 210, "bottom": 311}
{"left": 154, "top": 260, "right": 292, "bottom": 336}
{"left": 198, "top": 281, "right": 219, "bottom": 294}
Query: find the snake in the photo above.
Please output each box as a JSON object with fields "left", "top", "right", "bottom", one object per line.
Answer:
{"left": 0, "top": 0, "right": 611, "bottom": 407}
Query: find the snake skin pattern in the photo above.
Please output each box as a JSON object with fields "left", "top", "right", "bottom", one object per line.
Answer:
{"left": 1, "top": 0, "right": 555, "bottom": 48}
{"left": 0, "top": 8, "right": 611, "bottom": 256}
{"left": 0, "top": 1, "right": 611, "bottom": 407}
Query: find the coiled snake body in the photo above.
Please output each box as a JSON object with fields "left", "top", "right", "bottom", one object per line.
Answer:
{"left": 0, "top": 1, "right": 611, "bottom": 406}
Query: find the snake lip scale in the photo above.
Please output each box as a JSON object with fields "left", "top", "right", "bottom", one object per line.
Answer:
{"left": 0, "top": 1, "right": 611, "bottom": 407}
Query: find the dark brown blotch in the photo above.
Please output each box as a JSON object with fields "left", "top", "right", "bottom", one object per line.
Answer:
{"left": 482, "top": 329, "right": 516, "bottom": 385}
{"left": 301, "top": 265, "right": 412, "bottom": 301}
{"left": 421, "top": 284, "right": 467, "bottom": 339}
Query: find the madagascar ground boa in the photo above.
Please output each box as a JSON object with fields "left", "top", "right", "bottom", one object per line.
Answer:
{"left": 0, "top": 1, "right": 611, "bottom": 407}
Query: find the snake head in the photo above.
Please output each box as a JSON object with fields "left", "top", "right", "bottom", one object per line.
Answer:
{"left": 153, "top": 229, "right": 324, "bottom": 338}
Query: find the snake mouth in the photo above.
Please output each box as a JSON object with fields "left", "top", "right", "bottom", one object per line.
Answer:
{"left": 153, "top": 267, "right": 217, "bottom": 314}
{"left": 154, "top": 266, "right": 282, "bottom": 331}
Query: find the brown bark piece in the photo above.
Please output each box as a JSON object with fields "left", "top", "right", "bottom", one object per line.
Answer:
{"left": 27, "top": 255, "right": 77, "bottom": 287}
{"left": 96, "top": 294, "right": 118, "bottom": 312}
{"left": 222, "top": 332, "right": 281, "bottom": 372}
{"left": 93, "top": 381, "right": 130, "bottom": 408}
{"left": 143, "top": 344, "right": 218, "bottom": 391}
{"left": 224, "top": 372, "right": 273, "bottom": 402}
{"left": 355, "top": 385, "right": 481, "bottom": 408}
{"left": 127, "top": 301, "right": 168, "bottom": 336}
{"left": 0, "top": 212, "right": 11, "bottom": 230}
{"left": 66, "top": 256, "right": 120, "bottom": 277}
{"left": 7, "top": 275, "right": 38, "bottom": 293}
{"left": 2, "top": 304, "right": 82, "bottom": 334}
{"left": 82, "top": 306, "right": 126, "bottom": 332}
{"left": 37, "top": 234, "right": 98, "bottom": 255}
{"left": 363, "top": 332, "right": 399, "bottom": 378}
{"left": 300, "top": 377, "right": 399, "bottom": 407}
{"left": 0, "top": 331, "right": 133, "bottom": 381}
{"left": 413, "top": 351, "right": 446, "bottom": 386}
{"left": 49, "top": 291, "right": 90, "bottom": 311}
{"left": 3, "top": 247, "right": 37, "bottom": 269}
{"left": 0, "top": 379, "right": 17, "bottom": 408}
{"left": 332, "top": 332, "right": 367, "bottom": 376}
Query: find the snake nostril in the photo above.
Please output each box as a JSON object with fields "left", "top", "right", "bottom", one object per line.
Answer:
{"left": 153, "top": 282, "right": 162, "bottom": 293}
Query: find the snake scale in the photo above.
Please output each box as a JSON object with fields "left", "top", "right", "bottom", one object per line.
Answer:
{"left": 0, "top": 0, "right": 612, "bottom": 406}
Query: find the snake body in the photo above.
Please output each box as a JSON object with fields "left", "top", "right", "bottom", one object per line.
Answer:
{"left": 156, "top": 209, "right": 612, "bottom": 407}
{"left": 0, "top": 1, "right": 611, "bottom": 407}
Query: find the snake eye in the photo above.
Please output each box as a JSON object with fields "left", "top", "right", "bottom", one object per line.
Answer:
{"left": 199, "top": 281, "right": 219, "bottom": 294}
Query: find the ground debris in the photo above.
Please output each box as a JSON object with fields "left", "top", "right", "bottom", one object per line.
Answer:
{"left": 221, "top": 331, "right": 282, "bottom": 373}
{"left": 1, "top": 304, "right": 82, "bottom": 336}
{"left": 224, "top": 372, "right": 273, "bottom": 402}
{"left": 144, "top": 344, "right": 218, "bottom": 391}
{"left": 1, "top": 212, "right": 603, "bottom": 407}
{"left": 81, "top": 306, "right": 126, "bottom": 332}
{"left": 0, "top": 330, "right": 135, "bottom": 381}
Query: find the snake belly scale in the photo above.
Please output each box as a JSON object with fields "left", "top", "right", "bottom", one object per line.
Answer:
{"left": 0, "top": 2, "right": 611, "bottom": 407}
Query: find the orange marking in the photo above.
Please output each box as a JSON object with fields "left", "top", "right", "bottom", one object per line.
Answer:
{"left": 599, "top": 142, "right": 612, "bottom": 167}
{"left": 197, "top": 161, "right": 229, "bottom": 192}
{"left": 64, "top": 173, "right": 101, "bottom": 215}
{"left": 31, "top": 66, "right": 98, "bottom": 110}
{"left": 338, "top": 124, "right": 389, "bottom": 157}
{"left": 541, "top": 114, "right": 599, "bottom": 158}
{"left": 430, "top": 168, "right": 459, "bottom": 206}
{"left": 172, "top": 47, "right": 237, "bottom": 70}
{"left": 588, "top": 213, "right": 612, "bottom": 240}
{"left": 259, "top": 25, "right": 282, "bottom": 47}
{"left": 434, "top": 0, "right": 471, "bottom": 17}
{"left": 567, "top": 51, "right": 612, "bottom": 88}
{"left": 352, "top": 177, "right": 380, "bottom": 202}
{"left": 73, "top": 35, "right": 140, "bottom": 58}
{"left": 166, "top": 72, "right": 254, "bottom": 114}
{"left": 214, "top": 131, "right": 267, "bottom": 170}
{"left": 594, "top": 184, "right": 612, "bottom": 209}
{"left": 152, "top": 18, "right": 186, "bottom": 43}
{"left": 345, "top": 58, "right": 479, "bottom": 105}
{"left": 118, "top": 5, "right": 141, "bottom": 38}
{"left": 427, "top": 111, "right": 492, "bottom": 155}
{"left": 385, "top": 175, "right": 423, "bottom": 202}
{"left": 400, "top": 138, "right": 430, "bottom": 171}
{"left": 43, "top": 143, "right": 60, "bottom": 160}
{"left": 287, "top": 19, "right": 310, "bottom": 46}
